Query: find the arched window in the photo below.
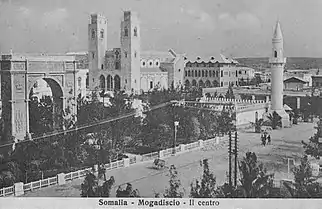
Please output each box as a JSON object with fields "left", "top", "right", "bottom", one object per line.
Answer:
{"left": 274, "top": 50, "right": 277, "bottom": 58}
{"left": 115, "top": 61, "right": 120, "bottom": 69}
{"left": 100, "top": 29, "right": 104, "bottom": 39}
{"left": 101, "top": 64, "right": 104, "bottom": 70}
{"left": 195, "top": 71, "right": 197, "bottom": 77}
{"left": 134, "top": 51, "right": 137, "bottom": 58}
{"left": 188, "top": 70, "right": 191, "bottom": 77}
{"left": 86, "top": 73, "right": 89, "bottom": 88}
{"left": 78, "top": 77, "right": 82, "bottom": 88}
{"left": 91, "top": 29, "right": 95, "bottom": 39}
{"left": 198, "top": 70, "right": 201, "bottom": 77}
{"left": 124, "top": 27, "right": 129, "bottom": 37}
{"left": 99, "top": 75, "right": 106, "bottom": 90}
{"left": 202, "top": 70, "right": 205, "bottom": 77}
{"left": 134, "top": 27, "right": 138, "bottom": 37}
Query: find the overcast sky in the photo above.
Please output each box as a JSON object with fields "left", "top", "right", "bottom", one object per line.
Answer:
{"left": 0, "top": 0, "right": 321, "bottom": 58}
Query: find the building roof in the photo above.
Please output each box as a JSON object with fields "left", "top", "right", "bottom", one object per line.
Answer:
{"left": 312, "top": 75, "right": 322, "bottom": 78}
{"left": 141, "top": 50, "right": 176, "bottom": 63}
{"left": 284, "top": 104, "right": 292, "bottom": 111}
{"left": 184, "top": 54, "right": 238, "bottom": 64}
{"left": 283, "top": 76, "right": 308, "bottom": 83}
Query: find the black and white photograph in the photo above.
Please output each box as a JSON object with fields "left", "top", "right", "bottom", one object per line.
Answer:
{"left": 0, "top": 0, "right": 322, "bottom": 208}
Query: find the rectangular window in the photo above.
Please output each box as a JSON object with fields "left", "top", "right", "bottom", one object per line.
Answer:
{"left": 221, "top": 71, "right": 223, "bottom": 77}
{"left": 92, "top": 52, "right": 95, "bottom": 59}
{"left": 150, "top": 81, "right": 153, "bottom": 89}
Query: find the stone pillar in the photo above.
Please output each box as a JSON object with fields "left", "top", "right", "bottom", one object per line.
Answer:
{"left": 14, "top": 182, "right": 24, "bottom": 196}
{"left": 198, "top": 140, "right": 204, "bottom": 148}
{"left": 216, "top": 137, "right": 220, "bottom": 144}
{"left": 57, "top": 173, "right": 66, "bottom": 185}
{"left": 123, "top": 158, "right": 130, "bottom": 167}
{"left": 180, "top": 144, "right": 185, "bottom": 152}
{"left": 159, "top": 150, "right": 165, "bottom": 158}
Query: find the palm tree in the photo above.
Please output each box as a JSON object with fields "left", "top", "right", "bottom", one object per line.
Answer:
{"left": 250, "top": 119, "right": 264, "bottom": 133}
{"left": 237, "top": 152, "right": 274, "bottom": 198}
{"left": 267, "top": 111, "right": 282, "bottom": 129}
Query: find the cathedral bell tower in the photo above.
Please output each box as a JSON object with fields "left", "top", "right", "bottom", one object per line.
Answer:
{"left": 88, "top": 14, "right": 108, "bottom": 90}
{"left": 120, "top": 11, "right": 141, "bottom": 94}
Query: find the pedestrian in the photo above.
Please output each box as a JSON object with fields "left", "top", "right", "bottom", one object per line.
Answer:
{"left": 263, "top": 133, "right": 267, "bottom": 146}
{"left": 261, "top": 134, "right": 265, "bottom": 146}
{"left": 267, "top": 134, "right": 271, "bottom": 145}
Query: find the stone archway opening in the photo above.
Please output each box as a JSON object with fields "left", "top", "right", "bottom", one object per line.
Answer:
{"left": 29, "top": 78, "right": 64, "bottom": 137}
{"left": 114, "top": 75, "right": 121, "bottom": 91}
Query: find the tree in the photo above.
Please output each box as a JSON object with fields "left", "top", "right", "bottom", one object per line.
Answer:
{"left": 81, "top": 172, "right": 115, "bottom": 197}
{"left": 98, "top": 176, "right": 115, "bottom": 197}
{"left": 302, "top": 118, "right": 322, "bottom": 159}
{"left": 267, "top": 111, "right": 282, "bottom": 129}
{"left": 190, "top": 159, "right": 219, "bottom": 198}
{"left": 238, "top": 152, "right": 274, "bottom": 198}
{"left": 217, "top": 109, "right": 235, "bottom": 135}
{"left": 81, "top": 172, "right": 98, "bottom": 197}
{"left": 163, "top": 165, "right": 185, "bottom": 198}
{"left": 116, "top": 183, "right": 140, "bottom": 197}
{"left": 250, "top": 119, "right": 264, "bottom": 133}
{"left": 29, "top": 96, "right": 54, "bottom": 136}
{"left": 291, "top": 155, "right": 320, "bottom": 197}
{"left": 225, "top": 85, "right": 235, "bottom": 99}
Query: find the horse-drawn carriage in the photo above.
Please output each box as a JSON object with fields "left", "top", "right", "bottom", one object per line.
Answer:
{"left": 153, "top": 158, "right": 166, "bottom": 169}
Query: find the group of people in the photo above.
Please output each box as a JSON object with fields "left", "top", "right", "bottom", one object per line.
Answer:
{"left": 261, "top": 132, "right": 271, "bottom": 146}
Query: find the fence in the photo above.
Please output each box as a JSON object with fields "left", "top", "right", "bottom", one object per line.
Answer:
{"left": 0, "top": 185, "right": 14, "bottom": 197}
{"left": 0, "top": 135, "right": 222, "bottom": 197}
{"left": 184, "top": 141, "right": 200, "bottom": 151}
{"left": 142, "top": 151, "right": 159, "bottom": 162}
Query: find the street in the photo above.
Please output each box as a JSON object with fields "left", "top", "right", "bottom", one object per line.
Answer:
{"left": 23, "top": 122, "right": 316, "bottom": 197}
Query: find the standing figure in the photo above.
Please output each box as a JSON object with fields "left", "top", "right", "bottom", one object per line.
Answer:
{"left": 267, "top": 134, "right": 271, "bottom": 145}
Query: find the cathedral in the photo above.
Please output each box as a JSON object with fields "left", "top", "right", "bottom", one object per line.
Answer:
{"left": 88, "top": 11, "right": 186, "bottom": 94}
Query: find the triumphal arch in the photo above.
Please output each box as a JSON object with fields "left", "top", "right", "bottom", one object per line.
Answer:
{"left": 0, "top": 53, "right": 78, "bottom": 141}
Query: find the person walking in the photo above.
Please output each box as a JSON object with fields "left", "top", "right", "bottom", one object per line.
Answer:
{"left": 267, "top": 134, "right": 271, "bottom": 145}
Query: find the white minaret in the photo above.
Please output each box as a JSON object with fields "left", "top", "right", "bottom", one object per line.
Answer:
{"left": 269, "top": 21, "right": 286, "bottom": 111}
{"left": 269, "top": 21, "right": 290, "bottom": 127}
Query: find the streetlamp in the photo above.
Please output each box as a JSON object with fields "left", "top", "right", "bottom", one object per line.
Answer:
{"left": 173, "top": 121, "right": 179, "bottom": 155}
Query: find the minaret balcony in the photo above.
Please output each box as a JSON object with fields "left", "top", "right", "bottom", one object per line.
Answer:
{"left": 269, "top": 57, "right": 286, "bottom": 64}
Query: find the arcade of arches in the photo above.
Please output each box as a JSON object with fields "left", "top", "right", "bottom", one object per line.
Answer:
{"left": 185, "top": 79, "right": 219, "bottom": 88}
{"left": 99, "top": 74, "right": 121, "bottom": 91}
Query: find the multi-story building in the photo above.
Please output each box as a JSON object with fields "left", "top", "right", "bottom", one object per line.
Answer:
{"left": 88, "top": 11, "right": 185, "bottom": 94}
{"left": 236, "top": 66, "right": 255, "bottom": 82}
{"left": 183, "top": 55, "right": 240, "bottom": 88}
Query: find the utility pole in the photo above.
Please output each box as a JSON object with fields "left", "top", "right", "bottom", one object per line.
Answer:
{"left": 234, "top": 131, "right": 238, "bottom": 187}
{"left": 228, "top": 131, "right": 232, "bottom": 187}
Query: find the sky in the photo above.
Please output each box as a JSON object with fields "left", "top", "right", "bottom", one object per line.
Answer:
{"left": 0, "top": 0, "right": 321, "bottom": 58}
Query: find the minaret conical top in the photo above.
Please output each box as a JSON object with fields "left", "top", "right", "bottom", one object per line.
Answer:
{"left": 273, "top": 21, "right": 283, "bottom": 40}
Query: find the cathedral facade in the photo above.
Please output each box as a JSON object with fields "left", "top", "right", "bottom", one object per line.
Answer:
{"left": 88, "top": 11, "right": 185, "bottom": 94}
